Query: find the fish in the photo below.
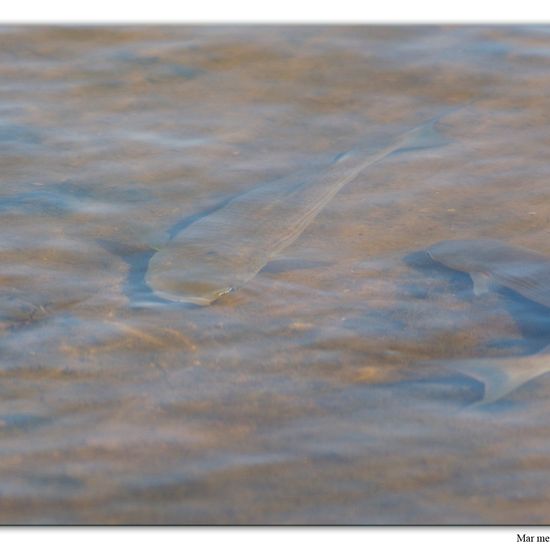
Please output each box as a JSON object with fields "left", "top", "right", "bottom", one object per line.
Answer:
{"left": 146, "top": 115, "right": 448, "bottom": 305}
{"left": 426, "top": 239, "right": 550, "bottom": 405}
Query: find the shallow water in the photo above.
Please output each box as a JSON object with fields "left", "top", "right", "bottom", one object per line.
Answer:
{"left": 2, "top": 25, "right": 550, "bottom": 524}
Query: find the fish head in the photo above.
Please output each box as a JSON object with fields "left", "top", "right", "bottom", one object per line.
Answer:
{"left": 427, "top": 240, "right": 472, "bottom": 265}
{"left": 426, "top": 239, "right": 514, "bottom": 273}
{"left": 426, "top": 239, "right": 503, "bottom": 272}
{"left": 153, "top": 283, "right": 234, "bottom": 306}
{"left": 145, "top": 245, "right": 245, "bottom": 306}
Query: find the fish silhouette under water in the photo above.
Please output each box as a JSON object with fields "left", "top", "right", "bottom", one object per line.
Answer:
{"left": 427, "top": 239, "right": 550, "bottom": 406}
{"left": 146, "top": 114, "right": 450, "bottom": 305}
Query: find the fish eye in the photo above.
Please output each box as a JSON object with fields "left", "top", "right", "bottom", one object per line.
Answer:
{"left": 216, "top": 287, "right": 233, "bottom": 298}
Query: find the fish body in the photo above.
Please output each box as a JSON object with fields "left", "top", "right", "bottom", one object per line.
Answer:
{"left": 426, "top": 239, "right": 550, "bottom": 405}
{"left": 146, "top": 117, "right": 446, "bottom": 305}
{"left": 428, "top": 239, "right": 550, "bottom": 307}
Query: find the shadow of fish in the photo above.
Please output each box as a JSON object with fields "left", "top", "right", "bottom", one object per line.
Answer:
{"left": 426, "top": 239, "right": 550, "bottom": 406}
{"left": 146, "top": 114, "right": 451, "bottom": 305}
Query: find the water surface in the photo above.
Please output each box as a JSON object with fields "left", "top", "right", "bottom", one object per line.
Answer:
{"left": 1, "top": 25, "right": 550, "bottom": 524}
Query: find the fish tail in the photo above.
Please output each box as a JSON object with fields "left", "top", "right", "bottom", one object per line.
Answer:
{"left": 444, "top": 353, "right": 550, "bottom": 406}
{"left": 396, "top": 102, "right": 474, "bottom": 154}
{"left": 394, "top": 118, "right": 449, "bottom": 154}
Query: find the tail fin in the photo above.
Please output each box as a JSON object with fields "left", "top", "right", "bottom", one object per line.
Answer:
{"left": 394, "top": 119, "right": 450, "bottom": 154}
{"left": 444, "top": 353, "right": 550, "bottom": 406}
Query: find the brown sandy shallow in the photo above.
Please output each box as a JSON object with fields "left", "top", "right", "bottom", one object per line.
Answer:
{"left": 1, "top": 25, "right": 550, "bottom": 524}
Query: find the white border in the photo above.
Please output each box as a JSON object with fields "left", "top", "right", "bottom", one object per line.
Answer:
{"left": 1, "top": 0, "right": 550, "bottom": 23}
{"left": 3, "top": 526, "right": 545, "bottom": 550}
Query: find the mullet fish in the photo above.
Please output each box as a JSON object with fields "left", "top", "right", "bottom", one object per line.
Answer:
{"left": 146, "top": 116, "right": 448, "bottom": 305}
{"left": 427, "top": 239, "right": 550, "bottom": 405}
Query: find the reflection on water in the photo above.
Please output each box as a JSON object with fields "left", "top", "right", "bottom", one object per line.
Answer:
{"left": 1, "top": 25, "right": 550, "bottom": 524}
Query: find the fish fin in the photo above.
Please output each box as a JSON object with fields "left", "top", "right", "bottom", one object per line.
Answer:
{"left": 470, "top": 272, "right": 492, "bottom": 297}
{"left": 445, "top": 354, "right": 550, "bottom": 406}
{"left": 394, "top": 119, "right": 450, "bottom": 155}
